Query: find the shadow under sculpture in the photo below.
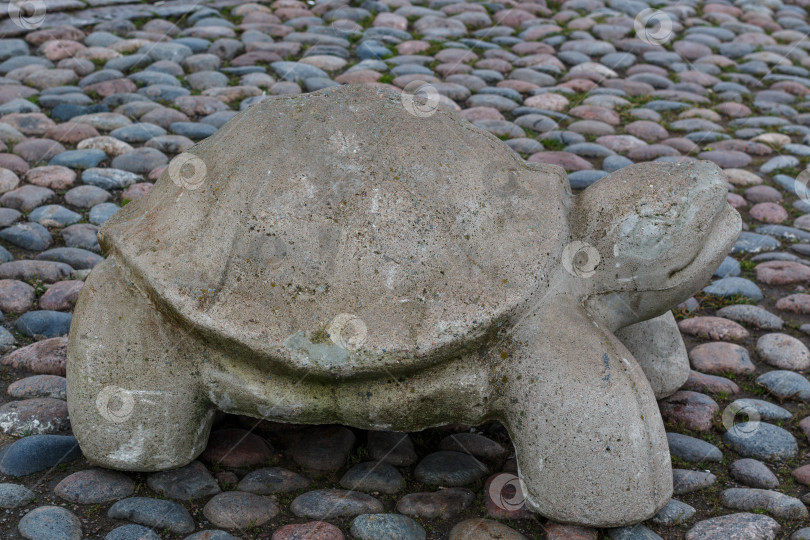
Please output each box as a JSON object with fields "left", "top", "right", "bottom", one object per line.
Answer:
{"left": 66, "top": 85, "right": 741, "bottom": 528}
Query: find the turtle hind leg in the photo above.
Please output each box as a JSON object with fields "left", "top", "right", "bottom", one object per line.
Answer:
{"left": 67, "top": 257, "right": 215, "bottom": 471}
{"left": 615, "top": 312, "right": 690, "bottom": 399}
{"left": 495, "top": 295, "right": 671, "bottom": 527}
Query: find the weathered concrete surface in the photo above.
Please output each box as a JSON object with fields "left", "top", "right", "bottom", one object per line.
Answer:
{"left": 67, "top": 85, "right": 741, "bottom": 528}
{"left": 616, "top": 313, "right": 691, "bottom": 399}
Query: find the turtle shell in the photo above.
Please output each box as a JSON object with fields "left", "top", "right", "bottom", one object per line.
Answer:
{"left": 100, "top": 85, "right": 571, "bottom": 378}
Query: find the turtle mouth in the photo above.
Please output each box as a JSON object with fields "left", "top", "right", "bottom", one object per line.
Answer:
{"left": 665, "top": 203, "right": 741, "bottom": 285}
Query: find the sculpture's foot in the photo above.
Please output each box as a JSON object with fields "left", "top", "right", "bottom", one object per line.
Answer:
{"left": 67, "top": 257, "right": 215, "bottom": 471}
{"left": 615, "top": 312, "right": 690, "bottom": 399}
{"left": 497, "top": 295, "right": 671, "bottom": 527}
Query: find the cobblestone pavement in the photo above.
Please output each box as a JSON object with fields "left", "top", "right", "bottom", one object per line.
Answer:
{"left": 0, "top": 0, "right": 808, "bottom": 538}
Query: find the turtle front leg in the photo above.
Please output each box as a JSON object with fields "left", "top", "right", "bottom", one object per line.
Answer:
{"left": 615, "top": 312, "right": 690, "bottom": 399}
{"left": 67, "top": 257, "right": 215, "bottom": 471}
{"left": 495, "top": 295, "right": 671, "bottom": 527}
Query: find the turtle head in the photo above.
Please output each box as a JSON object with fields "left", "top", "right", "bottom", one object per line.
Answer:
{"left": 570, "top": 161, "right": 741, "bottom": 330}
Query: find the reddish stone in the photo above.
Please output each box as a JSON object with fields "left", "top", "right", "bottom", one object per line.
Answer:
{"left": 200, "top": 428, "right": 274, "bottom": 468}
{"left": 140, "top": 107, "right": 190, "bottom": 129}
{"left": 475, "top": 59, "right": 512, "bottom": 74}
{"left": 148, "top": 166, "right": 167, "bottom": 182}
{"left": 436, "top": 62, "right": 473, "bottom": 78}
{"left": 662, "top": 137, "right": 698, "bottom": 153}
{"left": 203, "top": 86, "right": 262, "bottom": 104}
{"left": 727, "top": 159, "right": 769, "bottom": 184}
{"left": 745, "top": 185, "right": 782, "bottom": 203}
{"left": 13, "top": 138, "right": 65, "bottom": 164}
{"left": 557, "top": 78, "right": 597, "bottom": 93}
{"left": 0, "top": 397, "right": 69, "bottom": 435}
{"left": 7, "top": 374, "right": 65, "bottom": 399}
{"left": 712, "top": 140, "right": 772, "bottom": 156}
{"left": 627, "top": 144, "right": 681, "bottom": 160}
{"left": 203, "top": 491, "right": 279, "bottom": 529}
{"left": 271, "top": 521, "right": 345, "bottom": 540}
{"left": 659, "top": 391, "right": 719, "bottom": 432}
{"left": 755, "top": 261, "right": 810, "bottom": 285}
{"left": 0, "top": 279, "right": 36, "bottom": 313}
{"left": 674, "top": 41, "right": 712, "bottom": 61}
{"left": 0, "top": 113, "right": 55, "bottom": 137}
{"left": 716, "top": 102, "right": 752, "bottom": 118}
{"left": 595, "top": 135, "right": 646, "bottom": 153}
{"left": 705, "top": 4, "right": 742, "bottom": 15}
{"left": 0, "top": 85, "right": 37, "bottom": 105}
{"left": 625, "top": 120, "right": 668, "bottom": 142}
{"left": 54, "top": 469, "right": 134, "bottom": 504}
{"left": 275, "top": 8, "right": 312, "bottom": 20}
{"left": 39, "top": 40, "right": 85, "bottom": 62}
{"left": 546, "top": 522, "right": 598, "bottom": 540}
{"left": 727, "top": 193, "right": 747, "bottom": 209}
{"left": 173, "top": 96, "right": 229, "bottom": 117}
{"left": 678, "top": 317, "right": 750, "bottom": 341}
{"left": 457, "top": 107, "right": 504, "bottom": 123}
{"left": 25, "top": 165, "right": 76, "bottom": 190}
{"left": 231, "top": 51, "right": 282, "bottom": 66}
{"left": 397, "top": 488, "right": 474, "bottom": 518}
{"left": 511, "top": 42, "right": 555, "bottom": 56}
{"left": 121, "top": 182, "right": 153, "bottom": 201}
{"left": 334, "top": 70, "right": 382, "bottom": 85}
{"left": 528, "top": 151, "right": 593, "bottom": 171}
{"left": 775, "top": 293, "right": 810, "bottom": 313}
{"left": 494, "top": 8, "right": 535, "bottom": 27}
{"left": 749, "top": 202, "right": 788, "bottom": 223}
{"left": 682, "top": 370, "right": 740, "bottom": 395}
{"left": 39, "top": 280, "right": 83, "bottom": 311}
{"left": 83, "top": 78, "right": 138, "bottom": 98}
{"left": 688, "top": 342, "right": 755, "bottom": 375}
{"left": 373, "top": 12, "right": 408, "bottom": 31}
{"left": 800, "top": 417, "right": 810, "bottom": 444}
{"left": 792, "top": 464, "right": 810, "bottom": 486}
{"left": 0, "top": 153, "right": 29, "bottom": 176}
{"left": 396, "top": 41, "right": 431, "bottom": 55}
{"left": 604, "top": 80, "right": 655, "bottom": 97}
{"left": 44, "top": 122, "right": 99, "bottom": 145}
{"left": 524, "top": 93, "right": 568, "bottom": 111}
{"left": 435, "top": 49, "right": 477, "bottom": 64}
{"left": 569, "top": 105, "right": 620, "bottom": 125}
{"left": 771, "top": 81, "right": 810, "bottom": 96}
{"left": 25, "top": 26, "right": 85, "bottom": 46}
{"left": 270, "top": 81, "right": 302, "bottom": 95}
{"left": 1, "top": 336, "right": 68, "bottom": 375}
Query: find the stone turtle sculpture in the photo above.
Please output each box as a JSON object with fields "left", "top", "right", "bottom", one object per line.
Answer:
{"left": 67, "top": 85, "right": 741, "bottom": 527}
